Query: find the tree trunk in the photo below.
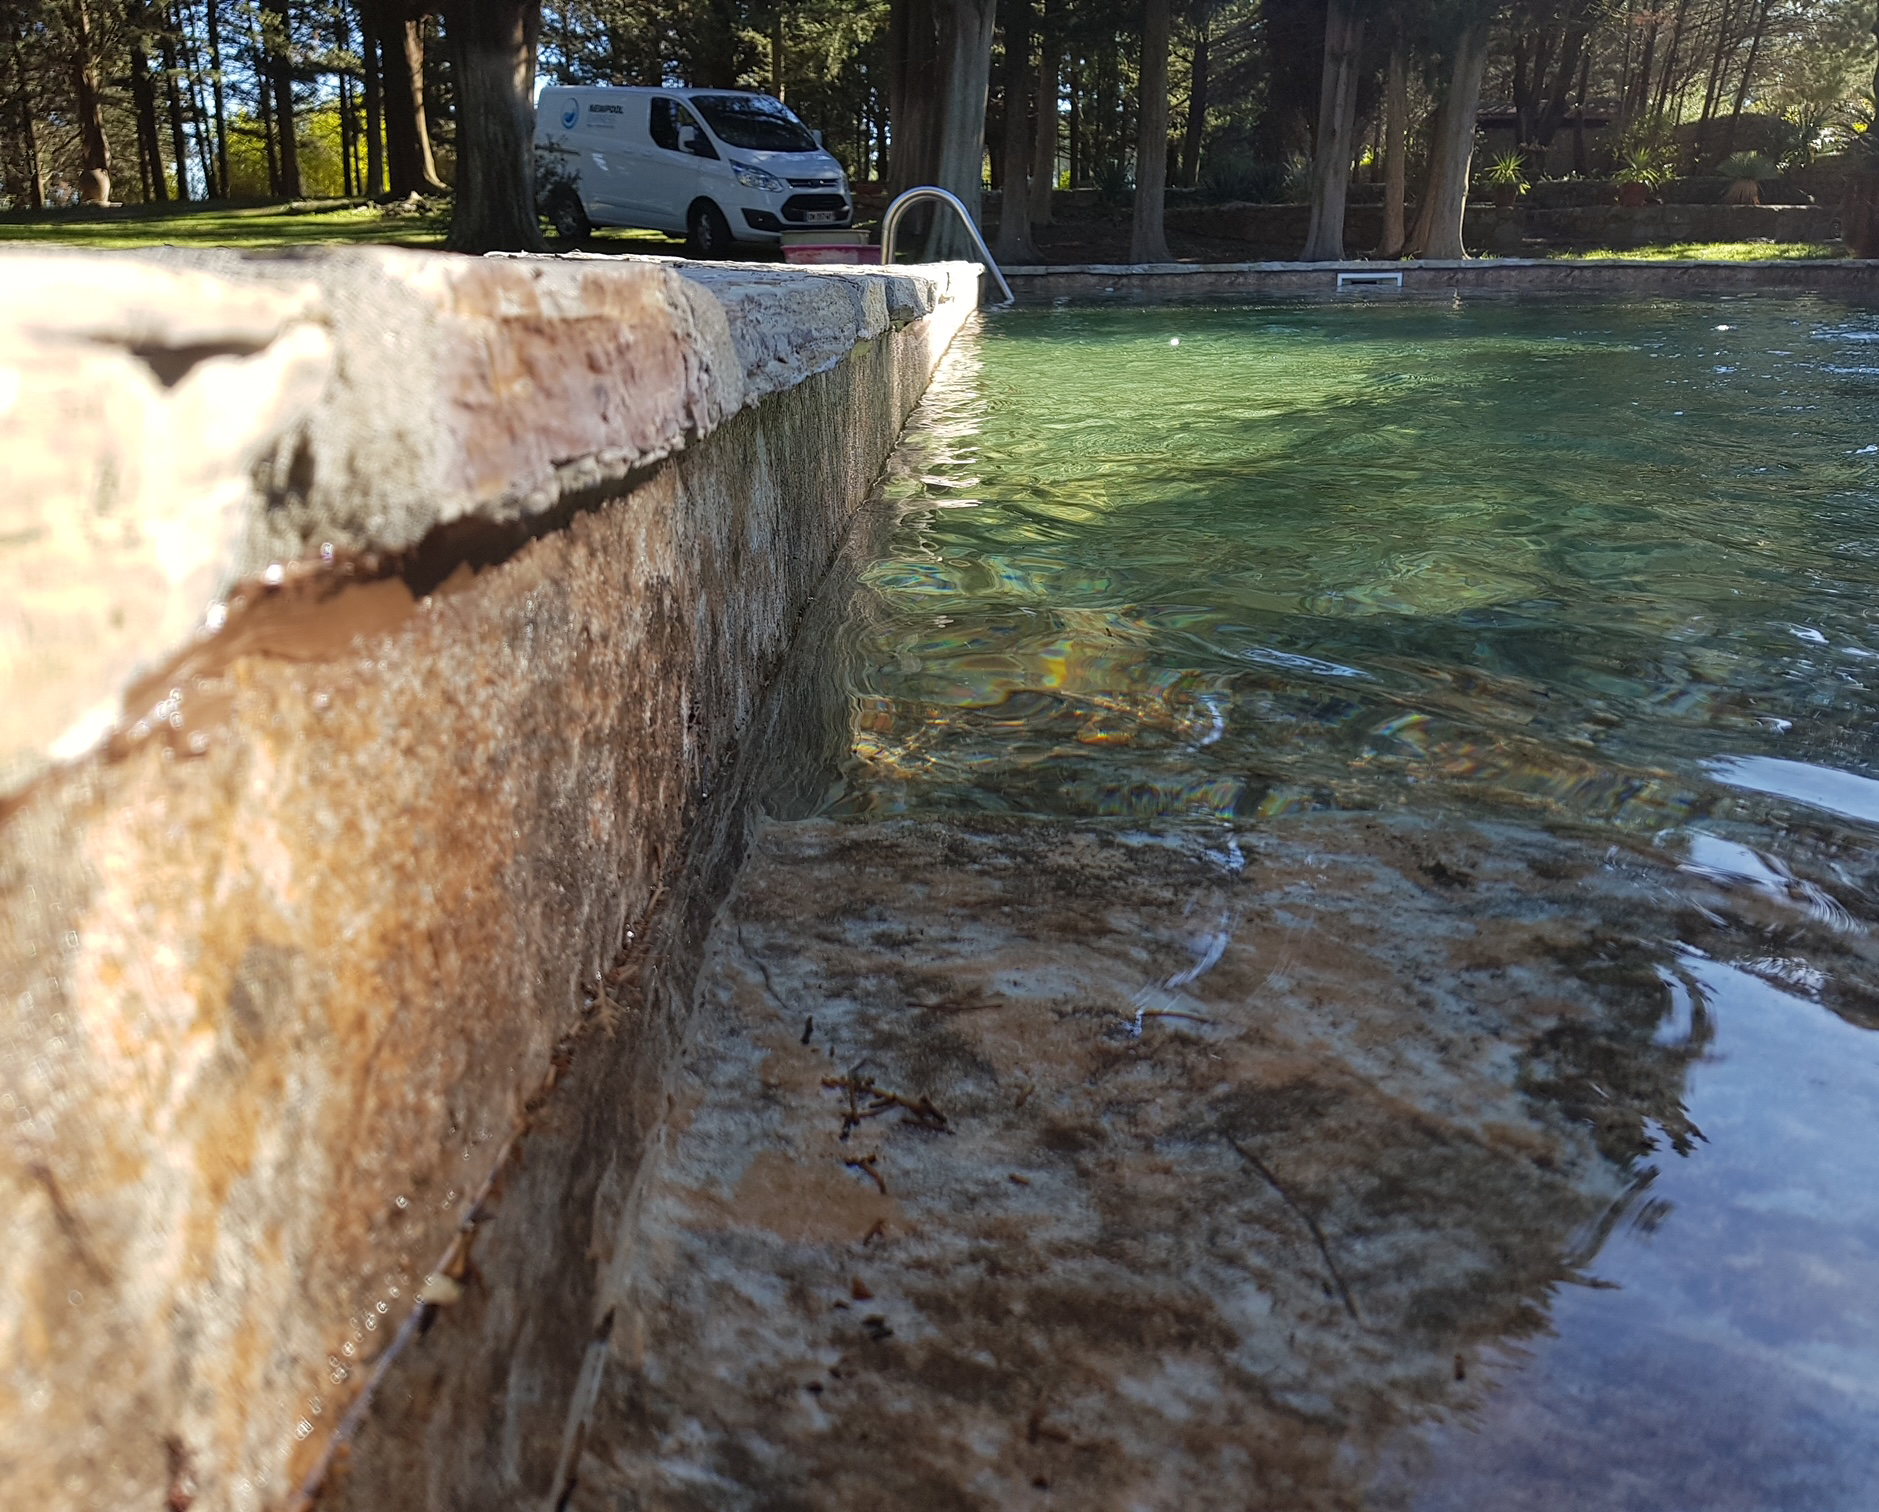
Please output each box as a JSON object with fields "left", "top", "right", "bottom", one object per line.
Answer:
{"left": 70, "top": 0, "right": 113, "bottom": 203}
{"left": 1066, "top": 60, "right": 1079, "bottom": 187}
{"left": 206, "top": 0, "right": 229, "bottom": 197}
{"left": 1406, "top": 25, "right": 1489, "bottom": 260}
{"left": 160, "top": 23, "right": 192, "bottom": 200}
{"left": 932, "top": 0, "right": 997, "bottom": 255}
{"left": 442, "top": 0, "right": 547, "bottom": 253}
{"left": 1300, "top": 0, "right": 1364, "bottom": 260}
{"left": 12, "top": 33, "right": 44, "bottom": 209}
{"left": 1627, "top": 20, "right": 1658, "bottom": 125}
{"left": 1845, "top": 172, "right": 1879, "bottom": 258}
{"left": 130, "top": 36, "right": 169, "bottom": 203}
{"left": 1179, "top": 22, "right": 1207, "bottom": 188}
{"left": 376, "top": 7, "right": 444, "bottom": 194}
{"left": 177, "top": 7, "right": 219, "bottom": 196}
{"left": 1027, "top": 3, "right": 1055, "bottom": 227}
{"left": 886, "top": 0, "right": 997, "bottom": 258}
{"left": 1129, "top": 0, "right": 1172, "bottom": 262}
{"left": 886, "top": 0, "right": 942, "bottom": 193}
{"left": 255, "top": 17, "right": 280, "bottom": 192}
{"left": 363, "top": 13, "right": 385, "bottom": 195}
{"left": 1376, "top": 44, "right": 1406, "bottom": 257}
{"left": 1649, "top": 0, "right": 1691, "bottom": 124}
{"left": 1723, "top": 0, "right": 1771, "bottom": 154}
{"left": 1571, "top": 45, "right": 1590, "bottom": 175}
{"left": 263, "top": 0, "right": 301, "bottom": 196}
{"left": 771, "top": 8, "right": 786, "bottom": 99}
{"left": 1695, "top": 0, "right": 1735, "bottom": 154}
{"left": 993, "top": 0, "right": 1037, "bottom": 261}
{"left": 341, "top": 71, "right": 355, "bottom": 195}
{"left": 1534, "top": 22, "right": 1586, "bottom": 146}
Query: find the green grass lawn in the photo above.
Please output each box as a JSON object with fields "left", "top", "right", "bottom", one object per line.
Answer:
{"left": 0, "top": 200, "right": 1850, "bottom": 266}
{"left": 1548, "top": 240, "right": 1846, "bottom": 261}
{"left": 0, "top": 196, "right": 688, "bottom": 254}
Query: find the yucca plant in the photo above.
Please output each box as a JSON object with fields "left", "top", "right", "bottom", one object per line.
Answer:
{"left": 1719, "top": 151, "right": 1778, "bottom": 206}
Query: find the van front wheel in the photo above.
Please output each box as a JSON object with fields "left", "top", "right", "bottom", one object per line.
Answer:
{"left": 544, "top": 186, "right": 590, "bottom": 248}
{"left": 686, "top": 201, "right": 734, "bottom": 260}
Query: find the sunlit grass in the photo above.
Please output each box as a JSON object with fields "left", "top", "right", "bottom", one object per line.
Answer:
{"left": 0, "top": 197, "right": 685, "bottom": 254}
{"left": 1549, "top": 240, "right": 1845, "bottom": 262}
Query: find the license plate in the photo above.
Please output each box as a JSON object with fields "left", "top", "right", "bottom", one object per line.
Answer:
{"left": 804, "top": 210, "right": 839, "bottom": 224}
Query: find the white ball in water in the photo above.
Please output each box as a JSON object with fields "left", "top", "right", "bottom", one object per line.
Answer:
{"left": 1169, "top": 337, "right": 1180, "bottom": 347}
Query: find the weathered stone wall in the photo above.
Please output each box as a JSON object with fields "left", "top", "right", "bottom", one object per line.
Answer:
{"left": 1005, "top": 255, "right": 1879, "bottom": 304}
{"left": 1161, "top": 199, "right": 1840, "bottom": 258}
{"left": 0, "top": 248, "right": 975, "bottom": 1512}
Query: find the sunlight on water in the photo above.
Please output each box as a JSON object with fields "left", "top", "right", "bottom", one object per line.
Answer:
{"left": 812, "top": 297, "right": 1879, "bottom": 1507}
{"left": 830, "top": 299, "right": 1879, "bottom": 840}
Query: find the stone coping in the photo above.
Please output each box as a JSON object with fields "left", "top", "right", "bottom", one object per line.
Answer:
{"left": 0, "top": 248, "right": 979, "bottom": 797}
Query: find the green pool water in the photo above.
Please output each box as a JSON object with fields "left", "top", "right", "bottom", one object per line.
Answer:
{"left": 831, "top": 298, "right": 1879, "bottom": 838}
{"left": 807, "top": 297, "right": 1879, "bottom": 1506}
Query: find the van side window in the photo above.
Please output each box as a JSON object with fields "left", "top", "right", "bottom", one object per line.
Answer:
{"left": 649, "top": 98, "right": 680, "bottom": 151}
{"left": 652, "top": 97, "right": 719, "bottom": 159}
{"left": 677, "top": 103, "right": 718, "bottom": 160}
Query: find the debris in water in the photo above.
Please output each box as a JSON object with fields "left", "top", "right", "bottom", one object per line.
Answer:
{"left": 844, "top": 1153, "right": 887, "bottom": 1194}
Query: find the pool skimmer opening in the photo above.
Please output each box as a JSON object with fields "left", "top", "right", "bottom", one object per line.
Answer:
{"left": 1337, "top": 270, "right": 1405, "bottom": 290}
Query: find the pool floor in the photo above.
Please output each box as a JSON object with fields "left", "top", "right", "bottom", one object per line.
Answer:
{"left": 565, "top": 302, "right": 1879, "bottom": 1509}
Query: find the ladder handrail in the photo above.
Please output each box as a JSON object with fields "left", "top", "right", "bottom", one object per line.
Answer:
{"left": 879, "top": 187, "right": 1017, "bottom": 307}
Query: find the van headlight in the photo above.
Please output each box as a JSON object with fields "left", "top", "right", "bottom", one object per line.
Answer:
{"left": 731, "top": 161, "right": 786, "bottom": 193}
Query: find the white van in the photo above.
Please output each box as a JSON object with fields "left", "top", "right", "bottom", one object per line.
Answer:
{"left": 534, "top": 86, "right": 853, "bottom": 257}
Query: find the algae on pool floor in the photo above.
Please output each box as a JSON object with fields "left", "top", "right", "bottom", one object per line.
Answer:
{"left": 571, "top": 302, "right": 1879, "bottom": 1509}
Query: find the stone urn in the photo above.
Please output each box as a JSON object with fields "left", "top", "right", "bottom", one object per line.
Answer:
{"left": 1617, "top": 179, "right": 1649, "bottom": 208}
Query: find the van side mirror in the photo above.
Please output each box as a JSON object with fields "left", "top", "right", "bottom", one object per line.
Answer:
{"left": 814, "top": 130, "right": 824, "bottom": 148}
{"left": 679, "top": 122, "right": 712, "bottom": 157}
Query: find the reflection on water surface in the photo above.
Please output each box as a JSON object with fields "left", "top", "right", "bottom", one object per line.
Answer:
{"left": 590, "top": 301, "right": 1879, "bottom": 1509}
{"left": 833, "top": 301, "right": 1879, "bottom": 1505}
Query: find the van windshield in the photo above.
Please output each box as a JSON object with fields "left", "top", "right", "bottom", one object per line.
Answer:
{"left": 690, "top": 93, "right": 817, "bottom": 154}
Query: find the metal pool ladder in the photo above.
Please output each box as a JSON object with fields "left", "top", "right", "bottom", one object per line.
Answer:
{"left": 880, "top": 187, "right": 1017, "bottom": 307}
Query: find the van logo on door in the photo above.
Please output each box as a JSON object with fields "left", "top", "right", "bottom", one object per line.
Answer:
{"left": 560, "top": 101, "right": 579, "bottom": 129}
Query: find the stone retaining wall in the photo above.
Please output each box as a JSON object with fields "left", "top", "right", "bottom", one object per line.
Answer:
{"left": 0, "top": 248, "right": 976, "bottom": 1512}
{"left": 1161, "top": 200, "right": 1840, "bottom": 258}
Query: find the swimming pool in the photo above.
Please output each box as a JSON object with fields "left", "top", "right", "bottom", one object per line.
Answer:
{"left": 590, "top": 298, "right": 1879, "bottom": 1508}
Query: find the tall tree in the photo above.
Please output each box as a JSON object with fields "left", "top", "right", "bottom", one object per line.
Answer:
{"left": 262, "top": 0, "right": 302, "bottom": 194}
{"left": 159, "top": 10, "right": 191, "bottom": 199}
{"left": 129, "top": 14, "right": 168, "bottom": 203}
{"left": 1179, "top": 11, "right": 1208, "bottom": 187}
{"left": 1375, "top": 40, "right": 1406, "bottom": 256}
{"left": 1027, "top": 1, "right": 1057, "bottom": 229}
{"left": 370, "top": 2, "right": 444, "bottom": 193}
{"left": 441, "top": 0, "right": 547, "bottom": 252}
{"left": 361, "top": 7, "right": 384, "bottom": 195}
{"left": 993, "top": 0, "right": 1039, "bottom": 261}
{"left": 66, "top": 0, "right": 113, "bottom": 202}
{"left": 1406, "top": 18, "right": 1491, "bottom": 259}
{"left": 1300, "top": 0, "right": 1366, "bottom": 260}
{"left": 6, "top": 12, "right": 46, "bottom": 209}
{"left": 1129, "top": 0, "right": 1173, "bottom": 261}
{"left": 205, "top": 0, "right": 228, "bottom": 196}
{"left": 886, "top": 0, "right": 998, "bottom": 256}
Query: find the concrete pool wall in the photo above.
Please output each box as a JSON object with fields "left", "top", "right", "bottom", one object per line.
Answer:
{"left": 0, "top": 247, "right": 975, "bottom": 1512}
{"left": 1005, "top": 256, "right": 1879, "bottom": 303}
